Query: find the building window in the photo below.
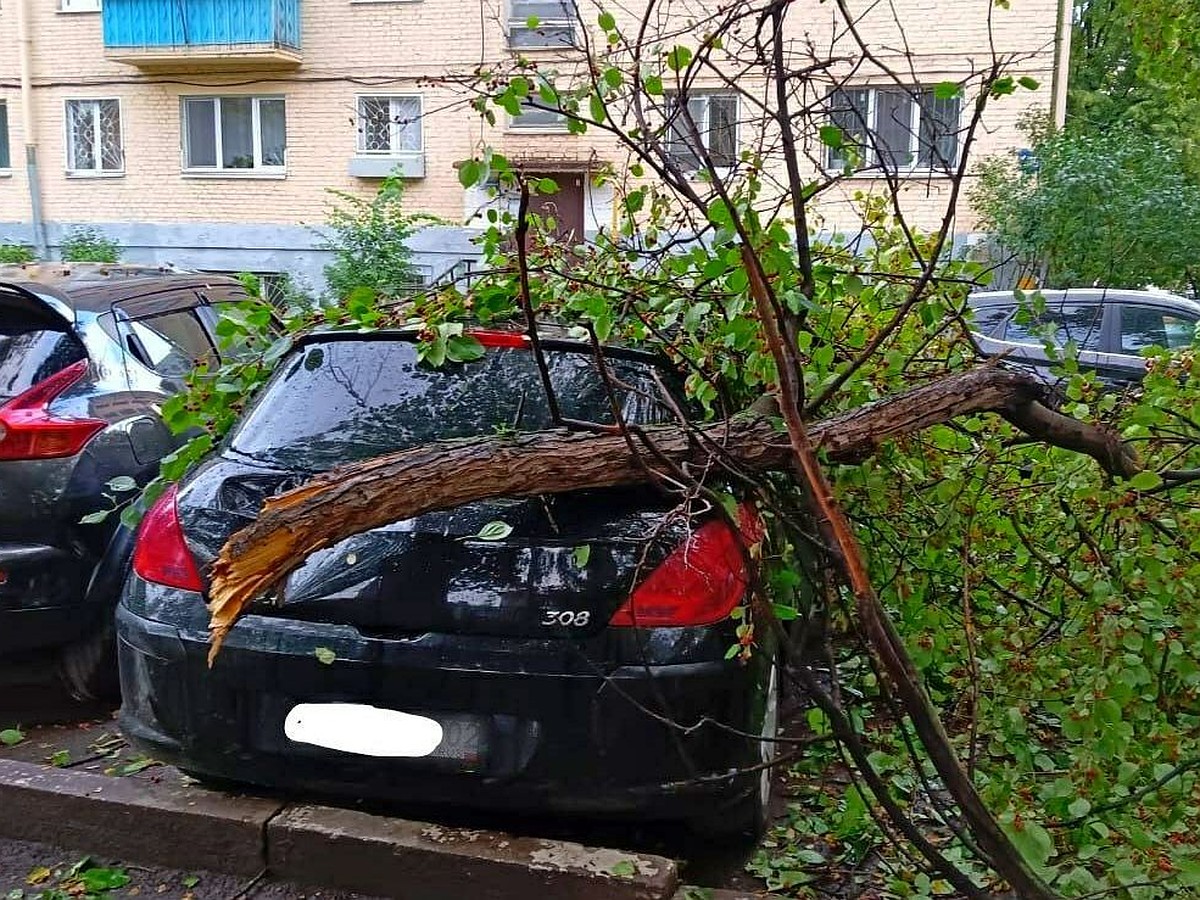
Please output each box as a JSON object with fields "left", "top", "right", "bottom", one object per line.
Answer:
{"left": 357, "top": 96, "right": 423, "bottom": 154}
{"left": 182, "top": 96, "right": 286, "bottom": 174}
{"left": 666, "top": 92, "right": 738, "bottom": 170}
{"left": 59, "top": 0, "right": 101, "bottom": 12}
{"left": 826, "top": 86, "right": 961, "bottom": 172}
{"left": 65, "top": 99, "right": 123, "bottom": 176}
{"left": 0, "top": 102, "right": 10, "bottom": 170}
{"left": 509, "top": 101, "right": 568, "bottom": 131}
{"left": 508, "top": 0, "right": 577, "bottom": 49}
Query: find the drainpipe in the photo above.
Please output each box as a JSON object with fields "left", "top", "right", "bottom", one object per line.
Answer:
{"left": 15, "top": 0, "right": 47, "bottom": 258}
{"left": 1050, "top": 0, "right": 1072, "bottom": 129}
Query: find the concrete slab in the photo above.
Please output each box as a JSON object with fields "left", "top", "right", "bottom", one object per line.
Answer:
{"left": 269, "top": 804, "right": 680, "bottom": 900}
{"left": 0, "top": 758, "right": 284, "bottom": 876}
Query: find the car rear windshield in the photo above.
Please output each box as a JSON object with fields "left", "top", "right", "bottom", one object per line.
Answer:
{"left": 0, "top": 318, "right": 87, "bottom": 402}
{"left": 230, "top": 339, "right": 685, "bottom": 471}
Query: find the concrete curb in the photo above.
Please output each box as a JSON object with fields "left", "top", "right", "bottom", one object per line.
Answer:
{"left": 0, "top": 758, "right": 281, "bottom": 876}
{"left": 269, "top": 804, "right": 679, "bottom": 900}
{"left": 0, "top": 759, "right": 684, "bottom": 899}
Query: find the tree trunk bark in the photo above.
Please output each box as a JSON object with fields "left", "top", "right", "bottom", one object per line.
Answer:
{"left": 207, "top": 365, "right": 1138, "bottom": 655}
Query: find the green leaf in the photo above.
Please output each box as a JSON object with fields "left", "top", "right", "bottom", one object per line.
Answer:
{"left": 458, "top": 159, "right": 482, "bottom": 189}
{"left": 643, "top": 74, "right": 664, "bottom": 96}
{"left": 1128, "top": 470, "right": 1163, "bottom": 491}
{"left": 182, "top": 875, "right": 201, "bottom": 889}
{"left": 990, "top": 75, "right": 1016, "bottom": 96}
{"left": 590, "top": 91, "right": 606, "bottom": 122}
{"left": 572, "top": 544, "right": 591, "bottom": 568}
{"left": 116, "top": 756, "right": 160, "bottom": 777}
{"left": 1003, "top": 819, "right": 1056, "bottom": 868}
{"left": 597, "top": 10, "right": 615, "bottom": 31}
{"left": 80, "top": 510, "right": 112, "bottom": 525}
{"left": 1018, "top": 76, "right": 1041, "bottom": 91}
{"left": 525, "top": 15, "right": 539, "bottom": 28}
{"left": 49, "top": 749, "right": 70, "bottom": 767}
{"left": 314, "top": 647, "right": 337, "bottom": 665}
{"left": 609, "top": 859, "right": 636, "bottom": 878}
{"left": 78, "top": 868, "right": 131, "bottom": 891}
{"left": 445, "top": 334, "right": 486, "bottom": 363}
{"left": 934, "top": 80, "right": 962, "bottom": 99}
{"left": 105, "top": 475, "right": 138, "bottom": 493}
{"left": 818, "top": 125, "right": 843, "bottom": 148}
{"left": 535, "top": 177, "right": 559, "bottom": 194}
{"left": 665, "top": 45, "right": 692, "bottom": 71}
{"left": 0, "top": 728, "right": 24, "bottom": 746}
{"left": 472, "top": 521, "right": 513, "bottom": 542}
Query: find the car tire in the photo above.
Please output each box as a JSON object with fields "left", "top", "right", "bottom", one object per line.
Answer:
{"left": 690, "top": 659, "right": 779, "bottom": 841}
{"left": 57, "top": 617, "right": 119, "bottom": 703}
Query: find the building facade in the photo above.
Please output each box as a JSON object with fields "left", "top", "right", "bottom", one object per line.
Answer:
{"left": 0, "top": 0, "right": 1069, "bottom": 291}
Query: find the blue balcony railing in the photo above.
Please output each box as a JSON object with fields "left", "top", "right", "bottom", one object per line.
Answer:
{"left": 103, "top": 0, "right": 301, "bottom": 55}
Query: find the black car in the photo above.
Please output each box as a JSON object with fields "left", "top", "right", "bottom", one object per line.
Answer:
{"left": 969, "top": 288, "right": 1200, "bottom": 385}
{"left": 0, "top": 263, "right": 247, "bottom": 698}
{"left": 116, "top": 330, "right": 781, "bottom": 836}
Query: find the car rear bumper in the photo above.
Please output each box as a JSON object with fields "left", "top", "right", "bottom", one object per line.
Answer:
{"left": 116, "top": 598, "right": 769, "bottom": 821}
{"left": 0, "top": 543, "right": 92, "bottom": 654}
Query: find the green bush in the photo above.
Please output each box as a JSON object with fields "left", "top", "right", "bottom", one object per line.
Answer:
{"left": 320, "top": 174, "right": 435, "bottom": 301}
{"left": 0, "top": 243, "right": 36, "bottom": 264}
{"left": 60, "top": 227, "right": 122, "bottom": 263}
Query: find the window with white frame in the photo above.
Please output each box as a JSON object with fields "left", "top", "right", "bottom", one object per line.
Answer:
{"left": 825, "top": 86, "right": 961, "bottom": 172}
{"left": 0, "top": 101, "right": 10, "bottom": 170}
{"left": 59, "top": 0, "right": 101, "bottom": 12}
{"left": 181, "top": 96, "right": 286, "bottom": 173}
{"left": 356, "top": 96, "right": 423, "bottom": 155}
{"left": 65, "top": 99, "right": 123, "bottom": 175}
{"left": 665, "top": 92, "right": 738, "bottom": 170}
{"left": 508, "top": 0, "right": 577, "bottom": 49}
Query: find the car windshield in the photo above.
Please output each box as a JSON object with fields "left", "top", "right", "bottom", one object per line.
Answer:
{"left": 230, "top": 339, "right": 682, "bottom": 471}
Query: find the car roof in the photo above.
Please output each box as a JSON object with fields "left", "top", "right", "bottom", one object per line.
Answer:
{"left": 296, "top": 326, "right": 669, "bottom": 367}
{"left": 969, "top": 288, "right": 1200, "bottom": 316}
{"left": 0, "top": 262, "right": 244, "bottom": 315}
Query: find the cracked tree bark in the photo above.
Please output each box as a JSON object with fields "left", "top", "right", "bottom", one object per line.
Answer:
{"left": 207, "top": 364, "right": 1139, "bottom": 656}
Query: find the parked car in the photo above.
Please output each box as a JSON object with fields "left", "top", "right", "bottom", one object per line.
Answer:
{"left": 0, "top": 263, "right": 247, "bottom": 698}
{"left": 968, "top": 288, "right": 1200, "bottom": 385}
{"left": 116, "top": 330, "right": 782, "bottom": 836}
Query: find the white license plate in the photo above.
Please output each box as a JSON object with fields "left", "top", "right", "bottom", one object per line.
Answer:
{"left": 284, "top": 703, "right": 444, "bottom": 758}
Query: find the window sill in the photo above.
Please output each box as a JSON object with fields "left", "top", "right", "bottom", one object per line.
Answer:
{"left": 826, "top": 167, "right": 958, "bottom": 180}
{"left": 0, "top": 170, "right": 12, "bottom": 179}
{"left": 57, "top": 7, "right": 102, "bottom": 13}
{"left": 65, "top": 170, "right": 125, "bottom": 179}
{"left": 181, "top": 169, "right": 287, "bottom": 180}
{"left": 350, "top": 0, "right": 422, "bottom": 4}
{"left": 506, "top": 126, "right": 572, "bottom": 135}
{"left": 348, "top": 154, "right": 425, "bottom": 178}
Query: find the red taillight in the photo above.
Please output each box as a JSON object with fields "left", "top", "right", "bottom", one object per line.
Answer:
{"left": 610, "top": 505, "right": 764, "bottom": 628}
{"left": 470, "top": 330, "right": 529, "bottom": 349}
{"left": 0, "top": 360, "right": 105, "bottom": 461}
{"left": 132, "top": 484, "right": 204, "bottom": 592}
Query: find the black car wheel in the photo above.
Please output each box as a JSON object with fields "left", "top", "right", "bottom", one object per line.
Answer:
{"left": 57, "top": 617, "right": 119, "bottom": 703}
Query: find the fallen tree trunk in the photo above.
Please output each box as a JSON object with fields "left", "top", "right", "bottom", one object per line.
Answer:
{"left": 207, "top": 364, "right": 1140, "bottom": 656}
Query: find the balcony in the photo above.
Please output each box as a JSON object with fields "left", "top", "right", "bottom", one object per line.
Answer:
{"left": 103, "top": 0, "right": 301, "bottom": 71}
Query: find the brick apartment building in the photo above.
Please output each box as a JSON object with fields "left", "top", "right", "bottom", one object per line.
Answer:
{"left": 0, "top": 0, "right": 1069, "bottom": 291}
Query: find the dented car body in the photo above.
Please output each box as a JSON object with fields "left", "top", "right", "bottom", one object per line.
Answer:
{"left": 117, "top": 332, "right": 779, "bottom": 835}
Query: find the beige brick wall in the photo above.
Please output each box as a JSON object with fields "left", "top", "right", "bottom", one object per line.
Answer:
{"left": 0, "top": 0, "right": 1062, "bottom": 250}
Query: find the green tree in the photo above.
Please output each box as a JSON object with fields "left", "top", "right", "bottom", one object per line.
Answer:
{"left": 320, "top": 174, "right": 434, "bottom": 301}
{"left": 971, "top": 123, "right": 1200, "bottom": 290}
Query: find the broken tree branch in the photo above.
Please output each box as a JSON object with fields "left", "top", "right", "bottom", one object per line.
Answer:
{"left": 207, "top": 365, "right": 1139, "bottom": 659}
